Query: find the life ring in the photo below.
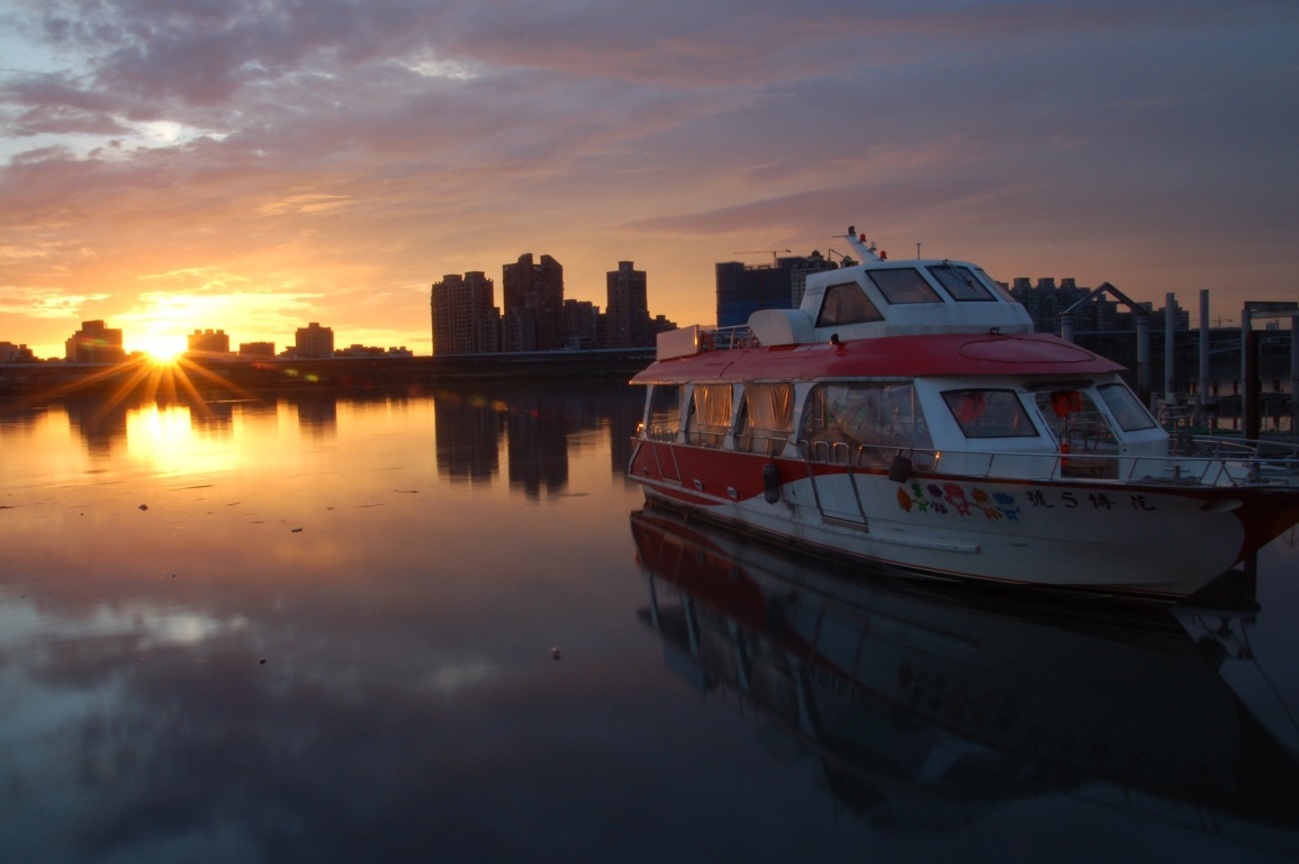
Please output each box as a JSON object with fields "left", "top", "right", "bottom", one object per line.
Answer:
{"left": 699, "top": 331, "right": 714, "bottom": 352}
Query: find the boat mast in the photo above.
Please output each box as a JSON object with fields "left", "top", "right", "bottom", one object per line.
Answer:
{"left": 842, "top": 225, "right": 884, "bottom": 263}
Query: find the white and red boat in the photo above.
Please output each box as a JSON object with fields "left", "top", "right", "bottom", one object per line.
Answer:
{"left": 628, "top": 227, "right": 1299, "bottom": 600}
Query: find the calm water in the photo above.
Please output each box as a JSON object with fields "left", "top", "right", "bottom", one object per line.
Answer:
{"left": 2, "top": 379, "right": 1298, "bottom": 863}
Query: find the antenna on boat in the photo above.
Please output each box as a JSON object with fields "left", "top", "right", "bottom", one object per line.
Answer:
{"left": 841, "top": 225, "right": 881, "bottom": 262}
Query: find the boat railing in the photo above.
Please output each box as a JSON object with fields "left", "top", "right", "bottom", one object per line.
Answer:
{"left": 1180, "top": 434, "right": 1299, "bottom": 460}
{"left": 704, "top": 325, "right": 755, "bottom": 351}
{"left": 798, "top": 440, "right": 1299, "bottom": 488}
{"left": 642, "top": 423, "right": 680, "bottom": 443}
{"left": 797, "top": 440, "right": 942, "bottom": 473}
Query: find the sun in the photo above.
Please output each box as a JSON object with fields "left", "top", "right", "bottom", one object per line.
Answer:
{"left": 134, "top": 333, "right": 188, "bottom": 363}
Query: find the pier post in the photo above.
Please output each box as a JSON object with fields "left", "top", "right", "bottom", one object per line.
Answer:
{"left": 1164, "top": 293, "right": 1176, "bottom": 406}
{"left": 1135, "top": 315, "right": 1151, "bottom": 401}
{"left": 1240, "top": 306, "right": 1252, "bottom": 396}
{"left": 1198, "top": 290, "right": 1210, "bottom": 412}
{"left": 1244, "top": 329, "right": 1260, "bottom": 442}
{"left": 1292, "top": 321, "right": 1298, "bottom": 437}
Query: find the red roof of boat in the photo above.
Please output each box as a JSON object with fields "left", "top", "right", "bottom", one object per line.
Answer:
{"left": 630, "top": 332, "right": 1124, "bottom": 384}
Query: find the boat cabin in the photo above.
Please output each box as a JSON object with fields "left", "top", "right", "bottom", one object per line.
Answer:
{"left": 636, "top": 230, "right": 1166, "bottom": 481}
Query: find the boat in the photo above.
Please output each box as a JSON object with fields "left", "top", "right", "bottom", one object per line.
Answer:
{"left": 627, "top": 227, "right": 1299, "bottom": 600}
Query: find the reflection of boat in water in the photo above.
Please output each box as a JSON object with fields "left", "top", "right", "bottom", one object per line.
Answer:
{"left": 627, "top": 227, "right": 1299, "bottom": 599}
{"left": 630, "top": 507, "right": 1299, "bottom": 840}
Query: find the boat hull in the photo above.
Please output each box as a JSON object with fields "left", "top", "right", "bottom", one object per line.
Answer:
{"left": 629, "top": 439, "right": 1291, "bottom": 600}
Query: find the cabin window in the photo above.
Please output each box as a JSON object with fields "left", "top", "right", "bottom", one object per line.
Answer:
{"left": 867, "top": 268, "right": 942, "bottom": 305}
{"left": 685, "top": 384, "right": 733, "bottom": 447}
{"left": 735, "top": 384, "right": 794, "bottom": 454}
{"left": 1033, "top": 389, "right": 1119, "bottom": 449}
{"left": 1098, "top": 383, "right": 1158, "bottom": 431}
{"left": 816, "top": 281, "right": 884, "bottom": 327}
{"left": 928, "top": 264, "right": 995, "bottom": 301}
{"left": 645, "top": 384, "right": 681, "bottom": 441}
{"left": 942, "top": 389, "right": 1039, "bottom": 438}
{"left": 799, "top": 382, "right": 933, "bottom": 464}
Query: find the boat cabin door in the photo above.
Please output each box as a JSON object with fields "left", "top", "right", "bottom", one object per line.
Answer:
{"left": 644, "top": 384, "right": 683, "bottom": 483}
{"left": 797, "top": 384, "right": 872, "bottom": 528}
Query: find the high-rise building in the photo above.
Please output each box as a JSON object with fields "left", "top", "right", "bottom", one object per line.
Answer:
{"left": 715, "top": 253, "right": 839, "bottom": 329}
{"left": 65, "top": 320, "right": 126, "bottom": 363}
{"left": 431, "top": 272, "right": 499, "bottom": 356}
{"left": 502, "top": 253, "right": 564, "bottom": 351}
{"left": 563, "top": 299, "right": 601, "bottom": 350}
{"left": 239, "top": 342, "right": 276, "bottom": 359}
{"left": 295, "top": 322, "right": 335, "bottom": 359}
{"left": 605, "top": 261, "right": 649, "bottom": 348}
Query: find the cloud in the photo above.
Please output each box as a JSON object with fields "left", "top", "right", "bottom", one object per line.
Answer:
{"left": 2, "top": 0, "right": 1297, "bottom": 356}
{"left": 0, "top": 285, "right": 110, "bottom": 317}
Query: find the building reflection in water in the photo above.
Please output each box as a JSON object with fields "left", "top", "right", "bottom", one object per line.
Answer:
{"left": 505, "top": 388, "right": 570, "bottom": 500}
{"left": 630, "top": 506, "right": 1299, "bottom": 847}
{"left": 12, "top": 381, "right": 644, "bottom": 490}
{"left": 434, "top": 389, "right": 504, "bottom": 484}
{"left": 430, "top": 381, "right": 643, "bottom": 495}
{"left": 291, "top": 391, "right": 339, "bottom": 437}
{"left": 63, "top": 396, "right": 132, "bottom": 458}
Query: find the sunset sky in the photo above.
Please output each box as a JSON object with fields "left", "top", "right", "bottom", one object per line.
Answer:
{"left": 2, "top": 0, "right": 1296, "bottom": 359}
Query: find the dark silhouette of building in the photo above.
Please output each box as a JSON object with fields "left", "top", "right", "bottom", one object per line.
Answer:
{"left": 715, "top": 253, "right": 839, "bottom": 328}
{"left": 502, "top": 253, "right": 564, "bottom": 352}
{"left": 606, "top": 261, "right": 650, "bottom": 348}
{"left": 0, "top": 342, "right": 35, "bottom": 362}
{"left": 294, "top": 322, "right": 335, "bottom": 359}
{"left": 239, "top": 341, "right": 276, "bottom": 359}
{"left": 187, "top": 329, "right": 230, "bottom": 355}
{"left": 432, "top": 271, "right": 500, "bottom": 356}
{"left": 65, "top": 320, "right": 126, "bottom": 363}
{"left": 563, "top": 299, "right": 601, "bottom": 349}
{"left": 650, "top": 314, "right": 678, "bottom": 341}
{"left": 1010, "top": 277, "right": 1189, "bottom": 335}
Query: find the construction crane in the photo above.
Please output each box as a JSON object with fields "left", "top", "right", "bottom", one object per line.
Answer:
{"left": 733, "top": 249, "right": 791, "bottom": 265}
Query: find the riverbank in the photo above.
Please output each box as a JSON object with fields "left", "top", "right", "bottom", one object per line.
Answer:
{"left": 0, "top": 348, "right": 657, "bottom": 397}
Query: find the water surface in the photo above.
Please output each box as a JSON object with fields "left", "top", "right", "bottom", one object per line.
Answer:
{"left": 2, "top": 381, "right": 1297, "bottom": 863}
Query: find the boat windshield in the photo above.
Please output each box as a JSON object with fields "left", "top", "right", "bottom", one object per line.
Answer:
{"left": 799, "top": 382, "right": 933, "bottom": 463}
{"left": 942, "top": 389, "right": 1039, "bottom": 439}
{"left": 1098, "top": 383, "right": 1159, "bottom": 431}
{"left": 928, "top": 264, "right": 996, "bottom": 301}
{"left": 866, "top": 268, "right": 943, "bottom": 305}
{"left": 1033, "top": 388, "right": 1119, "bottom": 449}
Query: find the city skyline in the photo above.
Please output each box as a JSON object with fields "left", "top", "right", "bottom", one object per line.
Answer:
{"left": 9, "top": 263, "right": 1213, "bottom": 364}
{"left": 2, "top": 2, "right": 1296, "bottom": 360}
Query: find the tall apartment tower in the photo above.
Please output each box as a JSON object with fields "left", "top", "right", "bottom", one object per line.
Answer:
{"left": 431, "top": 271, "right": 500, "bottom": 356}
{"left": 563, "top": 299, "right": 601, "bottom": 349}
{"left": 502, "top": 253, "right": 564, "bottom": 352}
{"left": 295, "top": 322, "right": 335, "bottom": 359}
{"left": 715, "top": 253, "right": 839, "bottom": 329}
{"left": 606, "top": 261, "right": 649, "bottom": 348}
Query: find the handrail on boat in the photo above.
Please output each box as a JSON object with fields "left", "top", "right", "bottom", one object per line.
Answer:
{"left": 702, "top": 325, "right": 755, "bottom": 351}
{"left": 793, "top": 439, "right": 1299, "bottom": 488}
